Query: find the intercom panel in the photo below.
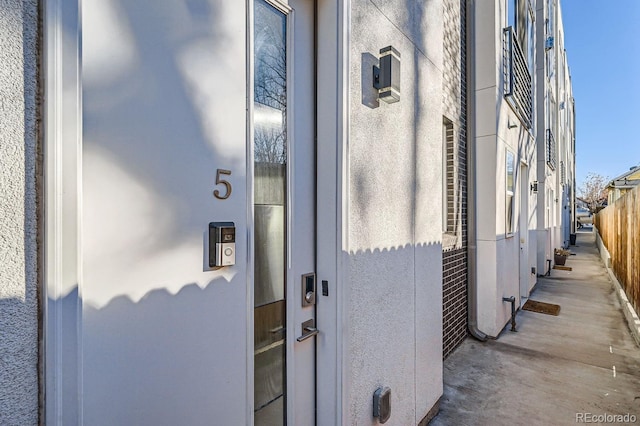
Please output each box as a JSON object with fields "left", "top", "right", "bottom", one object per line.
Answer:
{"left": 209, "top": 222, "right": 236, "bottom": 267}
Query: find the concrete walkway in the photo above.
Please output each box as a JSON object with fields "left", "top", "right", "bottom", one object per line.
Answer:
{"left": 431, "top": 229, "right": 640, "bottom": 425}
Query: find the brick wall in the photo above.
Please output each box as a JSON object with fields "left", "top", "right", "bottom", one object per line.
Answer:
{"left": 442, "top": 0, "right": 468, "bottom": 359}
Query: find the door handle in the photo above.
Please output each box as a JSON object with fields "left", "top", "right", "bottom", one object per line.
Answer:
{"left": 296, "top": 319, "right": 318, "bottom": 342}
{"left": 296, "top": 327, "right": 318, "bottom": 342}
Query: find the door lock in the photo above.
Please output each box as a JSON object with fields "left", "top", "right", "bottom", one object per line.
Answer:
{"left": 301, "top": 273, "right": 316, "bottom": 306}
{"left": 305, "top": 291, "right": 314, "bottom": 304}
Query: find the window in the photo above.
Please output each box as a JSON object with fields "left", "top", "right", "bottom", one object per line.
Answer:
{"left": 503, "top": 0, "right": 533, "bottom": 127}
{"left": 508, "top": 0, "right": 516, "bottom": 29}
{"left": 443, "top": 118, "right": 460, "bottom": 249}
{"left": 546, "top": 129, "right": 556, "bottom": 169}
{"left": 547, "top": 0, "right": 554, "bottom": 36}
{"left": 546, "top": 95, "right": 557, "bottom": 169}
{"left": 508, "top": 0, "right": 534, "bottom": 74}
{"left": 506, "top": 150, "right": 515, "bottom": 235}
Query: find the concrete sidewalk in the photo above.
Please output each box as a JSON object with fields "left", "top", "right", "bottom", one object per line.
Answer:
{"left": 431, "top": 229, "right": 640, "bottom": 426}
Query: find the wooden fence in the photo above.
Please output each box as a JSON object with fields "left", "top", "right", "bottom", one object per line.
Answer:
{"left": 595, "top": 185, "right": 640, "bottom": 314}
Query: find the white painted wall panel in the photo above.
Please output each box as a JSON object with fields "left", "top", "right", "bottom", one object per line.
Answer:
{"left": 81, "top": 1, "right": 248, "bottom": 423}
{"left": 474, "top": 0, "right": 498, "bottom": 91}
{"left": 475, "top": 86, "right": 499, "bottom": 138}
{"left": 475, "top": 135, "right": 498, "bottom": 242}
{"left": 476, "top": 240, "right": 497, "bottom": 333}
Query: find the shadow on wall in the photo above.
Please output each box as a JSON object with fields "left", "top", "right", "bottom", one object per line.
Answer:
{"left": 82, "top": 0, "right": 241, "bottom": 253}
{"left": 77, "top": 0, "right": 249, "bottom": 306}
{"left": 45, "top": 1, "right": 249, "bottom": 423}
{"left": 51, "top": 276, "right": 245, "bottom": 425}
{"left": 0, "top": 298, "right": 38, "bottom": 424}
{"left": 345, "top": 242, "right": 443, "bottom": 426}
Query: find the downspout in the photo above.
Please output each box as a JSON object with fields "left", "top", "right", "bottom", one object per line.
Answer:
{"left": 465, "top": 0, "right": 488, "bottom": 341}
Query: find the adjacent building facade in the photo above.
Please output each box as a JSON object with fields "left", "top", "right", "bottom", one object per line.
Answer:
{"left": 1, "top": 0, "right": 576, "bottom": 424}
{"left": 607, "top": 166, "right": 640, "bottom": 205}
{"left": 536, "top": 0, "right": 576, "bottom": 274}
{"left": 443, "top": 0, "right": 576, "bottom": 343}
{"left": 468, "top": 0, "right": 538, "bottom": 338}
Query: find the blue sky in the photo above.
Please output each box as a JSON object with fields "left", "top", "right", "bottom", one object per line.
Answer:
{"left": 561, "top": 0, "right": 640, "bottom": 186}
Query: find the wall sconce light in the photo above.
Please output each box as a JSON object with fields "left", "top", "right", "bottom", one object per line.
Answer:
{"left": 530, "top": 181, "right": 538, "bottom": 193}
{"left": 373, "top": 46, "right": 401, "bottom": 104}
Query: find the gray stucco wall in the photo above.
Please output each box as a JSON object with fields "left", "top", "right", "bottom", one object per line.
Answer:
{"left": 0, "top": 1, "right": 40, "bottom": 425}
{"left": 348, "top": 0, "right": 443, "bottom": 424}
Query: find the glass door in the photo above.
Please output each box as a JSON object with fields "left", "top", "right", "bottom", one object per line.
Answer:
{"left": 253, "top": 1, "right": 288, "bottom": 423}
{"left": 253, "top": 0, "right": 317, "bottom": 424}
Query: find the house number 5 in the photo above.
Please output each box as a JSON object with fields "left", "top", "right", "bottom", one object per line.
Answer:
{"left": 214, "top": 169, "right": 232, "bottom": 200}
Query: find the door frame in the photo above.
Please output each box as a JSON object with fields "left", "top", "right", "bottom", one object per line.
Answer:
{"left": 313, "top": 1, "right": 349, "bottom": 424}
{"left": 43, "top": 1, "right": 83, "bottom": 424}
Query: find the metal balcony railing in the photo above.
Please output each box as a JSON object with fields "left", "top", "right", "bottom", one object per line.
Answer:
{"left": 546, "top": 129, "right": 556, "bottom": 170}
{"left": 503, "top": 27, "right": 532, "bottom": 127}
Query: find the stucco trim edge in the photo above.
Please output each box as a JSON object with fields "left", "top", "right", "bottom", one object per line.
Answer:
{"left": 43, "top": 0, "right": 82, "bottom": 424}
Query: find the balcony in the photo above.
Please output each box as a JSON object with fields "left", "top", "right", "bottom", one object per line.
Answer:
{"left": 546, "top": 129, "right": 556, "bottom": 170}
{"left": 503, "top": 26, "right": 532, "bottom": 127}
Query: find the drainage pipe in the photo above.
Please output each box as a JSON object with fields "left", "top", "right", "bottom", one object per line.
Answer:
{"left": 502, "top": 296, "right": 517, "bottom": 332}
{"left": 465, "top": 0, "right": 488, "bottom": 342}
{"left": 546, "top": 259, "right": 552, "bottom": 276}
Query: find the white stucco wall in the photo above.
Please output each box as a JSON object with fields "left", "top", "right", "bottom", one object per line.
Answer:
{"left": 346, "top": 0, "right": 444, "bottom": 424}
{"left": 0, "top": 1, "right": 39, "bottom": 424}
